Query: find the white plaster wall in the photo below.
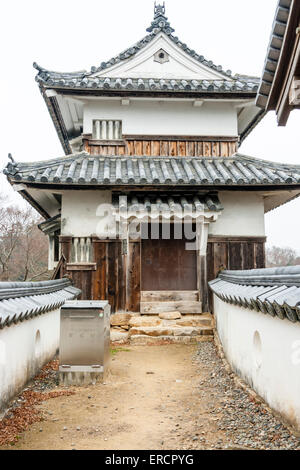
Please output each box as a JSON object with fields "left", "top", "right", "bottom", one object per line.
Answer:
{"left": 94, "top": 33, "right": 227, "bottom": 81}
{"left": 61, "top": 190, "right": 114, "bottom": 237}
{"left": 209, "top": 192, "right": 265, "bottom": 237}
{"left": 83, "top": 100, "right": 238, "bottom": 137}
{"left": 0, "top": 309, "right": 60, "bottom": 411}
{"left": 61, "top": 190, "right": 265, "bottom": 238}
{"left": 214, "top": 294, "right": 300, "bottom": 430}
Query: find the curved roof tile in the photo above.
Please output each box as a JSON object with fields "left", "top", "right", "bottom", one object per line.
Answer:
{"left": 256, "top": 0, "right": 293, "bottom": 108}
{"left": 209, "top": 265, "right": 300, "bottom": 323}
{"left": 0, "top": 279, "right": 81, "bottom": 329}
{"left": 4, "top": 153, "right": 300, "bottom": 188}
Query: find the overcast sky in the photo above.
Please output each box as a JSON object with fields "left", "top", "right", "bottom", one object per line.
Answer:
{"left": 1, "top": 0, "right": 300, "bottom": 251}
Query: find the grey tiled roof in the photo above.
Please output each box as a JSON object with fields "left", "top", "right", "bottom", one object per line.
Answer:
{"left": 112, "top": 193, "right": 223, "bottom": 217}
{"left": 91, "top": 6, "right": 234, "bottom": 79}
{"left": 256, "top": 0, "right": 292, "bottom": 108}
{"left": 4, "top": 153, "right": 300, "bottom": 188}
{"left": 209, "top": 265, "right": 300, "bottom": 323}
{"left": 33, "top": 6, "right": 259, "bottom": 94}
{"left": 35, "top": 74, "right": 259, "bottom": 94}
{"left": 0, "top": 279, "right": 81, "bottom": 329}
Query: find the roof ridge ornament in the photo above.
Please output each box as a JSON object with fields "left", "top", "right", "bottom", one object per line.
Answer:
{"left": 147, "top": 2, "right": 175, "bottom": 35}
{"left": 3, "top": 153, "right": 18, "bottom": 176}
{"left": 8, "top": 153, "right": 15, "bottom": 164}
{"left": 154, "top": 1, "right": 165, "bottom": 17}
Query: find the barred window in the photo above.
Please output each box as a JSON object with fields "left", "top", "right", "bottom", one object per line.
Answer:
{"left": 92, "top": 120, "right": 122, "bottom": 140}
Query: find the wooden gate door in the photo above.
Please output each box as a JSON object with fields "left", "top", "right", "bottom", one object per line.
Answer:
{"left": 141, "top": 224, "right": 197, "bottom": 291}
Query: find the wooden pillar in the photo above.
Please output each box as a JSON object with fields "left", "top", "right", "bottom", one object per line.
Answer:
{"left": 126, "top": 240, "right": 141, "bottom": 312}
{"left": 119, "top": 198, "right": 128, "bottom": 312}
{"left": 48, "top": 235, "right": 55, "bottom": 271}
{"left": 125, "top": 214, "right": 141, "bottom": 313}
{"left": 196, "top": 220, "right": 210, "bottom": 313}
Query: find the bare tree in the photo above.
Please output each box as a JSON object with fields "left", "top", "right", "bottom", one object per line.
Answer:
{"left": 0, "top": 192, "right": 49, "bottom": 281}
{"left": 266, "top": 245, "right": 300, "bottom": 268}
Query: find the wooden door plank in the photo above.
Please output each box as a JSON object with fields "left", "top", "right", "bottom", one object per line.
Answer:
{"left": 143, "top": 141, "right": 151, "bottom": 156}
{"left": 169, "top": 141, "right": 177, "bottom": 156}
{"left": 151, "top": 141, "right": 160, "bottom": 156}
{"left": 203, "top": 142, "right": 211, "bottom": 156}
{"left": 134, "top": 141, "right": 143, "bottom": 155}
{"left": 160, "top": 141, "right": 169, "bottom": 156}
{"left": 178, "top": 141, "right": 186, "bottom": 156}
{"left": 141, "top": 291, "right": 199, "bottom": 302}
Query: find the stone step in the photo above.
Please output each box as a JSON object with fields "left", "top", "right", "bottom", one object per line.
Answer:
{"left": 129, "top": 325, "right": 214, "bottom": 337}
{"left": 129, "top": 316, "right": 162, "bottom": 327}
{"left": 130, "top": 335, "right": 214, "bottom": 345}
{"left": 110, "top": 312, "right": 214, "bottom": 345}
{"left": 129, "top": 314, "right": 214, "bottom": 328}
{"left": 175, "top": 315, "right": 214, "bottom": 327}
{"left": 140, "top": 301, "right": 202, "bottom": 314}
{"left": 110, "top": 312, "right": 134, "bottom": 326}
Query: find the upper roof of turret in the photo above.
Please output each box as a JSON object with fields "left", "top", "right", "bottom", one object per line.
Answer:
{"left": 34, "top": 3, "right": 258, "bottom": 87}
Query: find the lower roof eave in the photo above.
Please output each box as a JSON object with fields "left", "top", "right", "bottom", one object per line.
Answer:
{"left": 18, "top": 189, "right": 51, "bottom": 219}
{"left": 9, "top": 181, "right": 300, "bottom": 192}
{"left": 5, "top": 152, "right": 300, "bottom": 216}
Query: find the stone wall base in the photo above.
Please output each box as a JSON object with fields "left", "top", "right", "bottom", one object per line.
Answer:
{"left": 110, "top": 312, "right": 214, "bottom": 345}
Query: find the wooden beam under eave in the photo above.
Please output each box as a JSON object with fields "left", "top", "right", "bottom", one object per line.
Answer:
{"left": 276, "top": 24, "right": 300, "bottom": 125}
{"left": 289, "top": 76, "right": 300, "bottom": 107}
{"left": 267, "top": 0, "right": 300, "bottom": 112}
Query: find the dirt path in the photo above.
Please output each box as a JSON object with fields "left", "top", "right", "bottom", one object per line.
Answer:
{"left": 2, "top": 344, "right": 200, "bottom": 450}
{"left": 2, "top": 342, "right": 300, "bottom": 450}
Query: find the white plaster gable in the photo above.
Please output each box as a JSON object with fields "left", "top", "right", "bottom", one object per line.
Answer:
{"left": 92, "top": 33, "right": 229, "bottom": 80}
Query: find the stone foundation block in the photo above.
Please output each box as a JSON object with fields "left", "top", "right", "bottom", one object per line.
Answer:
{"left": 129, "top": 327, "right": 174, "bottom": 337}
{"left": 110, "top": 313, "right": 133, "bottom": 326}
{"left": 175, "top": 315, "right": 213, "bottom": 327}
{"left": 129, "top": 316, "right": 162, "bottom": 327}
{"left": 159, "top": 311, "right": 182, "bottom": 320}
{"left": 110, "top": 329, "right": 129, "bottom": 344}
{"left": 129, "top": 335, "right": 213, "bottom": 345}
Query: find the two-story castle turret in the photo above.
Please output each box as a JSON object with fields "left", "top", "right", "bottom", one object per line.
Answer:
{"left": 5, "top": 4, "right": 300, "bottom": 316}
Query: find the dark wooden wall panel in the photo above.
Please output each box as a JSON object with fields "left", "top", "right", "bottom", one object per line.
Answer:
{"left": 60, "top": 237, "right": 71, "bottom": 263}
{"left": 59, "top": 238, "right": 129, "bottom": 313}
{"left": 254, "top": 242, "right": 265, "bottom": 268}
{"left": 213, "top": 242, "right": 228, "bottom": 275}
{"left": 228, "top": 243, "right": 242, "bottom": 270}
{"left": 67, "top": 271, "right": 93, "bottom": 300}
{"left": 242, "top": 243, "right": 254, "bottom": 270}
{"left": 207, "top": 237, "right": 266, "bottom": 310}
{"left": 93, "top": 242, "right": 107, "bottom": 301}
{"left": 92, "top": 241, "right": 126, "bottom": 313}
{"left": 60, "top": 235, "right": 265, "bottom": 314}
{"left": 208, "top": 237, "right": 266, "bottom": 278}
